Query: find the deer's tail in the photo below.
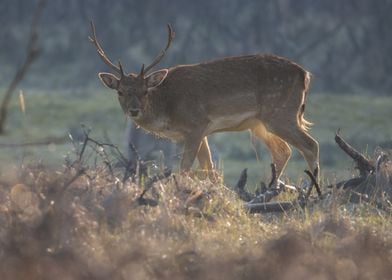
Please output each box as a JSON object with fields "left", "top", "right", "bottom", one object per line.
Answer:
{"left": 298, "top": 71, "right": 313, "bottom": 132}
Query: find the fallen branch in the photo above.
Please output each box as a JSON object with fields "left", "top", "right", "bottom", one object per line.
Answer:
{"left": 232, "top": 159, "right": 330, "bottom": 213}
{"left": 244, "top": 170, "right": 317, "bottom": 213}
{"left": 245, "top": 199, "right": 304, "bottom": 214}
{"left": 326, "top": 177, "right": 365, "bottom": 190}
{"left": 335, "top": 130, "right": 374, "bottom": 176}
{"left": 234, "top": 164, "right": 284, "bottom": 204}
{"left": 328, "top": 133, "right": 392, "bottom": 212}
{"left": 233, "top": 168, "right": 254, "bottom": 202}
{"left": 235, "top": 164, "right": 302, "bottom": 205}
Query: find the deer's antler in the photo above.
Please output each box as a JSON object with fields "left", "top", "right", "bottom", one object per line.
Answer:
{"left": 89, "top": 20, "right": 125, "bottom": 77}
{"left": 141, "top": 24, "right": 174, "bottom": 76}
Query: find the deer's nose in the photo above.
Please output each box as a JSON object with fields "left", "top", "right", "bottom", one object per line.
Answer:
{"left": 129, "top": 109, "right": 140, "bottom": 117}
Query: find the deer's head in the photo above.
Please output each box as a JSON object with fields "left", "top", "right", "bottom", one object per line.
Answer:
{"left": 90, "top": 21, "right": 174, "bottom": 120}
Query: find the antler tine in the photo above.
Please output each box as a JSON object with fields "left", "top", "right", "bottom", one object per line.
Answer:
{"left": 89, "top": 20, "right": 122, "bottom": 74}
{"left": 139, "top": 64, "right": 145, "bottom": 76}
{"left": 164, "top": 24, "right": 175, "bottom": 52}
{"left": 142, "top": 23, "right": 175, "bottom": 75}
{"left": 118, "top": 60, "right": 125, "bottom": 79}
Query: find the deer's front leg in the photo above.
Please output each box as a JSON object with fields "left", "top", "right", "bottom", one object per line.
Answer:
{"left": 180, "top": 134, "right": 204, "bottom": 171}
{"left": 197, "top": 137, "right": 214, "bottom": 171}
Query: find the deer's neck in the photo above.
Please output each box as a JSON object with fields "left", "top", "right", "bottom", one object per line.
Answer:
{"left": 133, "top": 91, "right": 184, "bottom": 141}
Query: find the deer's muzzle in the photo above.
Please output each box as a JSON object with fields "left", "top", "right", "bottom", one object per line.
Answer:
{"left": 129, "top": 109, "right": 140, "bottom": 118}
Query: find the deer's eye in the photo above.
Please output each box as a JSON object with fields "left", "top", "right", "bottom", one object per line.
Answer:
{"left": 117, "top": 91, "right": 124, "bottom": 97}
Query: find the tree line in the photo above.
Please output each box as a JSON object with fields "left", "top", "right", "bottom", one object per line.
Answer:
{"left": 0, "top": 0, "right": 391, "bottom": 95}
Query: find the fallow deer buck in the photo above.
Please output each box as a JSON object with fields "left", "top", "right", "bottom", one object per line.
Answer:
{"left": 90, "top": 22, "right": 320, "bottom": 186}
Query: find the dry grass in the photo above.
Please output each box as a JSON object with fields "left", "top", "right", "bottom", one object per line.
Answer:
{"left": 0, "top": 155, "right": 391, "bottom": 280}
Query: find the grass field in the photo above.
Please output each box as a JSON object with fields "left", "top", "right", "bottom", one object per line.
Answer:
{"left": 0, "top": 153, "right": 391, "bottom": 279}
{"left": 0, "top": 89, "right": 391, "bottom": 279}
{"left": 0, "top": 89, "right": 390, "bottom": 186}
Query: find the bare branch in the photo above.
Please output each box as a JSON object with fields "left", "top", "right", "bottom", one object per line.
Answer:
{"left": 304, "top": 169, "right": 322, "bottom": 198}
{"left": 138, "top": 169, "right": 171, "bottom": 206}
{"left": 0, "top": 0, "right": 46, "bottom": 134}
{"left": 268, "top": 163, "right": 277, "bottom": 188}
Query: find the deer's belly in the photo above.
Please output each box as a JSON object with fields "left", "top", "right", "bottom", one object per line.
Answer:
{"left": 158, "top": 129, "right": 184, "bottom": 141}
{"left": 142, "top": 119, "right": 185, "bottom": 141}
{"left": 205, "top": 111, "right": 258, "bottom": 134}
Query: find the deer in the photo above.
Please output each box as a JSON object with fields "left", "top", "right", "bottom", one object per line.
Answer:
{"left": 89, "top": 22, "right": 320, "bottom": 187}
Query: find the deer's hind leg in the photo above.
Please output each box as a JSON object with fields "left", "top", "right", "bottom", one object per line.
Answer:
{"left": 251, "top": 122, "right": 292, "bottom": 182}
{"left": 266, "top": 120, "right": 320, "bottom": 182}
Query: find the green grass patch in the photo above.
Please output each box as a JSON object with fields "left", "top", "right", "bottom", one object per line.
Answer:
{"left": 0, "top": 89, "right": 391, "bottom": 186}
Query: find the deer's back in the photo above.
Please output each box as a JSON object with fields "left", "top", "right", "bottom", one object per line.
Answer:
{"left": 166, "top": 54, "right": 306, "bottom": 89}
{"left": 160, "top": 54, "right": 308, "bottom": 115}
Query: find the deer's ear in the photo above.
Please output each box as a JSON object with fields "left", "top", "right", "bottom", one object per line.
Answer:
{"left": 145, "top": 69, "right": 168, "bottom": 89}
{"left": 98, "top": 72, "right": 119, "bottom": 90}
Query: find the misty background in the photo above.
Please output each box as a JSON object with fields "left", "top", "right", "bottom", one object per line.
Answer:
{"left": 1, "top": 0, "right": 391, "bottom": 95}
{"left": 0, "top": 0, "right": 391, "bottom": 185}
